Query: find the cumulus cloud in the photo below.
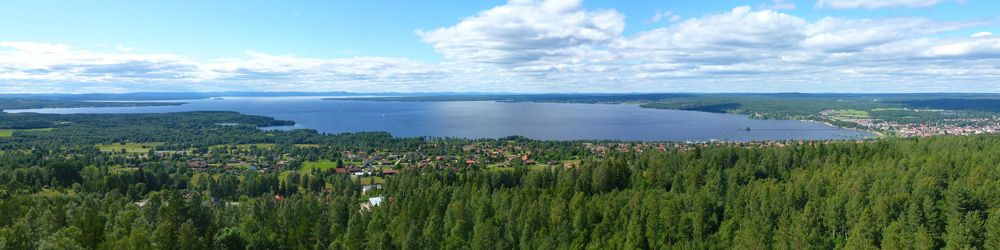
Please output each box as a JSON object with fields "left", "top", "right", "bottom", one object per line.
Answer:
{"left": 0, "top": 41, "right": 199, "bottom": 82}
{"left": 802, "top": 18, "right": 983, "bottom": 52}
{"left": 621, "top": 7, "right": 807, "bottom": 52}
{"left": 762, "top": 0, "right": 797, "bottom": 10}
{"left": 816, "top": 0, "right": 951, "bottom": 9}
{"left": 0, "top": 42, "right": 454, "bottom": 93}
{"left": 972, "top": 32, "right": 993, "bottom": 38}
{"left": 416, "top": 0, "right": 624, "bottom": 65}
{"left": 920, "top": 37, "right": 1000, "bottom": 59}
{"left": 646, "top": 11, "right": 681, "bottom": 24}
{"left": 2, "top": 0, "right": 1000, "bottom": 93}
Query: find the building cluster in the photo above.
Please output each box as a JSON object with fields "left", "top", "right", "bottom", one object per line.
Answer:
{"left": 839, "top": 116, "right": 1000, "bottom": 137}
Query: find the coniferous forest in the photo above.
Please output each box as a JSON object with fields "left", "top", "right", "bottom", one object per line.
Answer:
{"left": 1, "top": 112, "right": 999, "bottom": 249}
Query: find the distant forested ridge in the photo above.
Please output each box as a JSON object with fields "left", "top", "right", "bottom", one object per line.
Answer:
{"left": 0, "top": 111, "right": 999, "bottom": 249}
{"left": 896, "top": 99, "right": 1000, "bottom": 113}
{"left": 332, "top": 93, "right": 695, "bottom": 103}
{"left": 638, "top": 95, "right": 1000, "bottom": 119}
{"left": 0, "top": 98, "right": 185, "bottom": 111}
{"left": 0, "top": 91, "right": 388, "bottom": 111}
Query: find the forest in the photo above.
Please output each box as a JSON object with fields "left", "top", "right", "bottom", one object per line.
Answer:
{"left": 1, "top": 111, "right": 999, "bottom": 249}
{"left": 0, "top": 98, "right": 183, "bottom": 111}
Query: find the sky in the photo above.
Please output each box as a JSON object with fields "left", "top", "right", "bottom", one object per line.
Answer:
{"left": 1, "top": 0, "right": 999, "bottom": 93}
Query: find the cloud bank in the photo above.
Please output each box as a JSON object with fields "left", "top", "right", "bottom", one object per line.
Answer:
{"left": 1, "top": 0, "right": 999, "bottom": 93}
{"left": 815, "top": 0, "right": 954, "bottom": 9}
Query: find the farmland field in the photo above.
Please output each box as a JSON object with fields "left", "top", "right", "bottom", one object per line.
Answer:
{"left": 209, "top": 143, "right": 277, "bottom": 151}
{"left": 96, "top": 142, "right": 165, "bottom": 153}
{"left": 301, "top": 160, "right": 339, "bottom": 171}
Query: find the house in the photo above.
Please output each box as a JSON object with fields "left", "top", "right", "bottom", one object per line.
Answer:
{"left": 362, "top": 184, "right": 382, "bottom": 195}
{"left": 382, "top": 169, "right": 398, "bottom": 175}
{"left": 369, "top": 196, "right": 383, "bottom": 206}
{"left": 360, "top": 196, "right": 385, "bottom": 211}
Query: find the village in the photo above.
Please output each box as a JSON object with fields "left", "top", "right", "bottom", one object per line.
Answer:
{"left": 821, "top": 109, "right": 1000, "bottom": 137}
{"left": 109, "top": 136, "right": 874, "bottom": 179}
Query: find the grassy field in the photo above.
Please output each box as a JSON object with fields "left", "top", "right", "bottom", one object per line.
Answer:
{"left": 561, "top": 160, "right": 582, "bottom": 168}
{"left": 301, "top": 160, "right": 339, "bottom": 171}
{"left": 108, "top": 165, "right": 142, "bottom": 174}
{"left": 22, "top": 128, "right": 55, "bottom": 132}
{"left": 33, "top": 188, "right": 76, "bottom": 199}
{"left": 293, "top": 144, "right": 321, "bottom": 148}
{"left": 355, "top": 176, "right": 386, "bottom": 185}
{"left": 871, "top": 107, "right": 907, "bottom": 112}
{"left": 97, "top": 142, "right": 165, "bottom": 153}
{"left": 828, "top": 109, "right": 871, "bottom": 119}
{"left": 488, "top": 164, "right": 555, "bottom": 172}
{"left": 0, "top": 149, "right": 32, "bottom": 155}
{"left": 0, "top": 128, "right": 55, "bottom": 138}
{"left": 209, "top": 143, "right": 277, "bottom": 151}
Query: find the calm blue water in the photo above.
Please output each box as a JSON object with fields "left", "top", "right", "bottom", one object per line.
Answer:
{"left": 7, "top": 97, "right": 873, "bottom": 141}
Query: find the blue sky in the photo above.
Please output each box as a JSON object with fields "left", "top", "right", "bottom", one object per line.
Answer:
{"left": 1, "top": 0, "right": 999, "bottom": 93}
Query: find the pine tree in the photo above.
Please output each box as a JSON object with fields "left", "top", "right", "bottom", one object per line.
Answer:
{"left": 213, "top": 227, "right": 245, "bottom": 250}
{"left": 176, "top": 220, "right": 205, "bottom": 250}
{"left": 38, "top": 226, "right": 84, "bottom": 250}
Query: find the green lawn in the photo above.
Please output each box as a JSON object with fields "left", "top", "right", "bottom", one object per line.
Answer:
{"left": 301, "top": 160, "right": 340, "bottom": 171}
{"left": 21, "top": 128, "right": 54, "bottom": 132}
{"left": 488, "top": 164, "right": 551, "bottom": 172}
{"left": 528, "top": 164, "right": 551, "bottom": 171}
{"left": 561, "top": 160, "right": 582, "bottom": 167}
{"left": 830, "top": 109, "right": 870, "bottom": 119}
{"left": 1, "top": 128, "right": 55, "bottom": 138}
{"left": 871, "top": 108, "right": 907, "bottom": 112}
{"left": 209, "top": 143, "right": 277, "bottom": 151}
{"left": 489, "top": 166, "right": 516, "bottom": 172}
{"left": 109, "top": 165, "right": 141, "bottom": 174}
{"left": 355, "top": 176, "right": 386, "bottom": 185}
{"left": 33, "top": 188, "right": 77, "bottom": 199}
{"left": 97, "top": 142, "right": 165, "bottom": 153}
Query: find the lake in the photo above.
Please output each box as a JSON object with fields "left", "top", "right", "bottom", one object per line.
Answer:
{"left": 6, "top": 97, "right": 873, "bottom": 141}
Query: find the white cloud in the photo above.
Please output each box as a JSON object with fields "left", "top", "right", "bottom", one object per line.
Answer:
{"left": 2, "top": 1, "right": 1000, "bottom": 93}
{"left": 0, "top": 42, "right": 72, "bottom": 53}
{"left": 0, "top": 42, "right": 456, "bottom": 93}
{"left": 617, "top": 6, "right": 808, "bottom": 62}
{"left": 921, "top": 37, "right": 1000, "bottom": 59}
{"left": 802, "top": 18, "right": 982, "bottom": 52}
{"left": 972, "top": 32, "right": 993, "bottom": 37}
{"left": 762, "top": 0, "right": 797, "bottom": 10}
{"left": 416, "top": 0, "right": 624, "bottom": 65}
{"left": 0, "top": 41, "right": 198, "bottom": 82}
{"left": 646, "top": 10, "right": 681, "bottom": 24}
{"left": 816, "top": 0, "right": 949, "bottom": 9}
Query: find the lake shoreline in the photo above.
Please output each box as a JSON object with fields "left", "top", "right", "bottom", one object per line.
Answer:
{"left": 7, "top": 97, "right": 875, "bottom": 142}
{"left": 326, "top": 98, "right": 885, "bottom": 138}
